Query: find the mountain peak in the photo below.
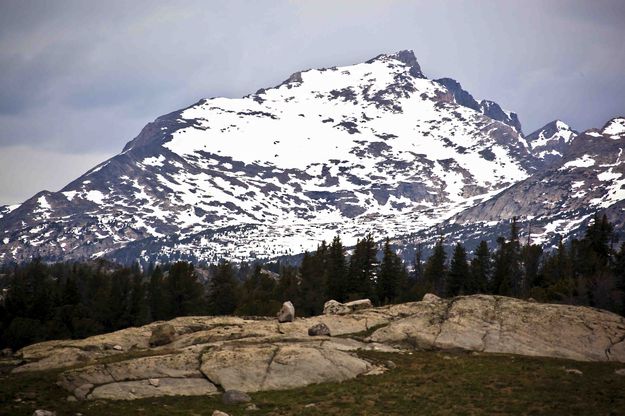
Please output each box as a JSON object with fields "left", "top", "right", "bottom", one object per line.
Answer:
{"left": 526, "top": 119, "right": 578, "bottom": 165}
{"left": 540, "top": 119, "right": 571, "bottom": 130}
{"left": 601, "top": 117, "right": 625, "bottom": 137}
{"left": 366, "top": 49, "right": 424, "bottom": 78}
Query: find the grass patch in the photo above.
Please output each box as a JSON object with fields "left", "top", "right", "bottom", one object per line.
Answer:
{"left": 2, "top": 350, "right": 625, "bottom": 415}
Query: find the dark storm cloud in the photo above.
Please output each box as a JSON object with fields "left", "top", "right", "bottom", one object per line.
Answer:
{"left": 0, "top": 0, "right": 624, "bottom": 204}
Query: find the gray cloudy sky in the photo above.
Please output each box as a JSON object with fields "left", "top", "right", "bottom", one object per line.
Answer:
{"left": 1, "top": 0, "right": 624, "bottom": 205}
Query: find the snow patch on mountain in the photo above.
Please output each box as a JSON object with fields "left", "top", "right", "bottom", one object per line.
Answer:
{"left": 560, "top": 154, "right": 595, "bottom": 170}
{"left": 602, "top": 117, "right": 625, "bottom": 137}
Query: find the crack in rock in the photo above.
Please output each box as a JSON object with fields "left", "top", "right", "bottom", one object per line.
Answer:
{"left": 433, "top": 298, "right": 457, "bottom": 346}
{"left": 259, "top": 346, "right": 280, "bottom": 390}
{"left": 606, "top": 334, "right": 625, "bottom": 361}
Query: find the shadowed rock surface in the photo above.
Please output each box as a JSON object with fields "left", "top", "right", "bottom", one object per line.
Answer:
{"left": 9, "top": 295, "right": 625, "bottom": 400}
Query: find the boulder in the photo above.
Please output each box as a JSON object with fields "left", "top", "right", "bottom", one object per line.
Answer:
{"left": 149, "top": 324, "right": 177, "bottom": 347}
{"left": 308, "top": 323, "right": 331, "bottom": 336}
{"left": 8, "top": 294, "right": 625, "bottom": 403}
{"left": 323, "top": 299, "right": 373, "bottom": 315}
{"left": 58, "top": 350, "right": 202, "bottom": 392}
{"left": 89, "top": 378, "right": 218, "bottom": 400}
{"left": 277, "top": 301, "right": 295, "bottom": 323}
{"left": 222, "top": 389, "right": 252, "bottom": 404}
{"left": 212, "top": 411, "right": 230, "bottom": 416}
{"left": 422, "top": 293, "right": 441, "bottom": 303}
{"left": 201, "top": 343, "right": 372, "bottom": 392}
{"left": 369, "top": 295, "right": 625, "bottom": 362}
{"left": 13, "top": 347, "right": 92, "bottom": 373}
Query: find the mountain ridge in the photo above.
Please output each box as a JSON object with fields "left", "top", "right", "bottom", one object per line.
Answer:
{"left": 0, "top": 51, "right": 623, "bottom": 265}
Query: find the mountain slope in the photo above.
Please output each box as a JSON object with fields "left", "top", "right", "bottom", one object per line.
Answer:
{"left": 396, "top": 117, "right": 625, "bottom": 254}
{"left": 0, "top": 50, "right": 539, "bottom": 264}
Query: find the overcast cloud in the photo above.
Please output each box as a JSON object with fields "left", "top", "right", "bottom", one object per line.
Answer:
{"left": 1, "top": 0, "right": 624, "bottom": 204}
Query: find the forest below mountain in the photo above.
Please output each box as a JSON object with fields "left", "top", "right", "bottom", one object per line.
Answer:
{"left": 1, "top": 213, "right": 624, "bottom": 351}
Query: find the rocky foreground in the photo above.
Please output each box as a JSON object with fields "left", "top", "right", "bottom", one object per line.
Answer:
{"left": 10, "top": 294, "right": 625, "bottom": 401}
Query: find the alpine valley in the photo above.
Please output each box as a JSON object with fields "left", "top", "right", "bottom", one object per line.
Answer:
{"left": 1, "top": 50, "right": 624, "bottom": 265}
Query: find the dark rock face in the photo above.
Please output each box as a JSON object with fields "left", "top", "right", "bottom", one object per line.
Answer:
{"left": 435, "top": 78, "right": 481, "bottom": 111}
{"left": 434, "top": 78, "right": 523, "bottom": 135}
{"left": 479, "top": 99, "right": 523, "bottom": 134}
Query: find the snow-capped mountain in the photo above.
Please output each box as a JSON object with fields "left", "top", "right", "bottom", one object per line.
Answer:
{"left": 0, "top": 51, "right": 622, "bottom": 265}
{"left": 526, "top": 120, "right": 578, "bottom": 166}
{"left": 395, "top": 117, "right": 625, "bottom": 255}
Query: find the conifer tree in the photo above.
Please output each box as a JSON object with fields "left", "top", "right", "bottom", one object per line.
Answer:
{"left": 423, "top": 239, "right": 446, "bottom": 295}
{"left": 447, "top": 242, "right": 469, "bottom": 296}
{"left": 377, "top": 238, "right": 404, "bottom": 304}
{"left": 148, "top": 266, "right": 167, "bottom": 320}
{"left": 277, "top": 265, "right": 300, "bottom": 305}
{"left": 614, "top": 242, "right": 625, "bottom": 315}
{"left": 326, "top": 236, "right": 348, "bottom": 302}
{"left": 236, "top": 265, "right": 280, "bottom": 316}
{"left": 470, "top": 240, "right": 491, "bottom": 294}
{"left": 413, "top": 242, "right": 424, "bottom": 282}
{"left": 129, "top": 272, "right": 149, "bottom": 326}
{"left": 521, "top": 243, "right": 543, "bottom": 298}
{"left": 299, "top": 250, "right": 327, "bottom": 316}
{"left": 207, "top": 261, "right": 238, "bottom": 315}
{"left": 347, "top": 233, "right": 377, "bottom": 301}
{"left": 167, "top": 262, "right": 205, "bottom": 316}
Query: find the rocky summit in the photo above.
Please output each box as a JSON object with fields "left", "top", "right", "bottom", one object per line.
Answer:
{"left": 9, "top": 295, "right": 625, "bottom": 401}
{"left": 4, "top": 50, "right": 623, "bottom": 265}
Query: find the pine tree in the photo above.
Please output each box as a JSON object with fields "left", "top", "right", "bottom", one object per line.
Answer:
{"left": 277, "top": 265, "right": 300, "bottom": 305}
{"left": 106, "top": 269, "right": 132, "bottom": 330}
{"left": 129, "top": 272, "right": 149, "bottom": 326}
{"left": 521, "top": 243, "right": 543, "bottom": 298}
{"left": 347, "top": 234, "right": 378, "bottom": 301}
{"left": 326, "top": 236, "right": 348, "bottom": 302}
{"left": 377, "top": 238, "right": 404, "bottom": 304}
{"left": 236, "top": 265, "right": 280, "bottom": 316}
{"left": 447, "top": 242, "right": 469, "bottom": 296}
{"left": 614, "top": 242, "right": 625, "bottom": 315}
{"left": 207, "top": 261, "right": 238, "bottom": 315}
{"left": 576, "top": 214, "right": 616, "bottom": 308}
{"left": 470, "top": 241, "right": 491, "bottom": 294}
{"left": 167, "top": 262, "right": 205, "bottom": 317}
{"left": 508, "top": 217, "right": 523, "bottom": 297}
{"left": 299, "top": 251, "right": 327, "bottom": 316}
{"left": 148, "top": 266, "right": 168, "bottom": 320}
{"left": 413, "top": 242, "right": 424, "bottom": 281}
{"left": 423, "top": 239, "right": 446, "bottom": 296}
{"left": 540, "top": 238, "right": 573, "bottom": 302}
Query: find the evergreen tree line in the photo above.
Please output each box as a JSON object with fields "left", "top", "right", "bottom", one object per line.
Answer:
{"left": 1, "top": 214, "right": 624, "bottom": 351}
